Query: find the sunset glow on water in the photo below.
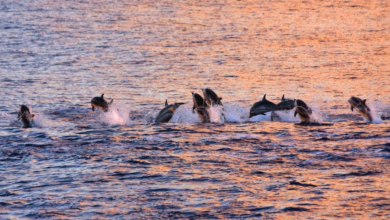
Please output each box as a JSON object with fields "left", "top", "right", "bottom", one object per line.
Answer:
{"left": 1, "top": 0, "right": 390, "bottom": 219}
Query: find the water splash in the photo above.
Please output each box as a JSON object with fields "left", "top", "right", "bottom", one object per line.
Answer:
{"left": 366, "top": 101, "right": 383, "bottom": 124}
{"left": 309, "top": 105, "right": 326, "bottom": 124}
{"left": 208, "top": 105, "right": 225, "bottom": 124}
{"left": 97, "top": 102, "right": 132, "bottom": 126}
{"left": 169, "top": 105, "right": 202, "bottom": 123}
{"left": 223, "top": 104, "right": 248, "bottom": 123}
{"left": 271, "top": 110, "right": 300, "bottom": 122}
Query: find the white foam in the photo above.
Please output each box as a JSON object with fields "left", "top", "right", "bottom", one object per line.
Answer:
{"left": 169, "top": 105, "right": 202, "bottom": 123}
{"left": 208, "top": 105, "right": 225, "bottom": 124}
{"left": 309, "top": 105, "right": 326, "bottom": 124}
{"left": 97, "top": 102, "right": 132, "bottom": 126}
{"left": 223, "top": 104, "right": 249, "bottom": 123}
{"left": 366, "top": 101, "right": 383, "bottom": 124}
{"left": 271, "top": 110, "right": 300, "bottom": 122}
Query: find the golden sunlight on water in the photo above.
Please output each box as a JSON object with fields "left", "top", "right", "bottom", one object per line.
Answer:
{"left": 1, "top": 0, "right": 390, "bottom": 219}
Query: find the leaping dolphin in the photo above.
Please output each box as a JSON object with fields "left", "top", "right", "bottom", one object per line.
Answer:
{"left": 294, "top": 99, "right": 312, "bottom": 123}
{"left": 275, "top": 94, "right": 295, "bottom": 111}
{"left": 18, "top": 105, "right": 34, "bottom": 128}
{"left": 202, "top": 88, "right": 222, "bottom": 106}
{"left": 348, "top": 96, "right": 373, "bottom": 122}
{"left": 155, "top": 100, "right": 185, "bottom": 123}
{"left": 192, "top": 92, "right": 210, "bottom": 123}
{"left": 249, "top": 94, "right": 277, "bottom": 118}
{"left": 91, "top": 94, "right": 113, "bottom": 112}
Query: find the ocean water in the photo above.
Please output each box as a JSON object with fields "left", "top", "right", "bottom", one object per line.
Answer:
{"left": 1, "top": 0, "right": 390, "bottom": 219}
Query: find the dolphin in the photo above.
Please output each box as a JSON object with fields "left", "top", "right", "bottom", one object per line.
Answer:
{"left": 249, "top": 94, "right": 277, "bottom": 118}
{"left": 155, "top": 100, "right": 185, "bottom": 123}
{"left": 381, "top": 115, "right": 390, "bottom": 120}
{"left": 18, "top": 105, "right": 34, "bottom": 128}
{"left": 348, "top": 96, "right": 373, "bottom": 122}
{"left": 192, "top": 92, "right": 210, "bottom": 123}
{"left": 275, "top": 94, "right": 295, "bottom": 111}
{"left": 294, "top": 99, "right": 312, "bottom": 123}
{"left": 202, "top": 88, "right": 222, "bottom": 106}
{"left": 91, "top": 94, "right": 113, "bottom": 112}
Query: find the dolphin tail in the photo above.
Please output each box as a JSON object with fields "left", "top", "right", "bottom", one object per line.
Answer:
{"left": 350, "top": 105, "right": 354, "bottom": 112}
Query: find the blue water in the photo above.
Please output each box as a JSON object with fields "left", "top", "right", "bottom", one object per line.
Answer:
{"left": 1, "top": 0, "right": 390, "bottom": 219}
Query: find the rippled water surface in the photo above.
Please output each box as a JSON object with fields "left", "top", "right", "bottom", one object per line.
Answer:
{"left": 1, "top": 0, "right": 390, "bottom": 219}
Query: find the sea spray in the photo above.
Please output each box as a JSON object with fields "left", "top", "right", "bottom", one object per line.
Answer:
{"left": 223, "top": 104, "right": 249, "bottom": 123}
{"left": 98, "top": 102, "right": 132, "bottom": 126}
{"left": 170, "top": 105, "right": 202, "bottom": 123}
{"left": 366, "top": 101, "right": 383, "bottom": 124}
{"left": 208, "top": 105, "right": 225, "bottom": 124}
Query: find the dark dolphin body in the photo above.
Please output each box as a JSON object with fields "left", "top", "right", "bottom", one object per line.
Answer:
{"left": 381, "top": 115, "right": 390, "bottom": 120}
{"left": 348, "top": 96, "right": 373, "bottom": 122}
{"left": 294, "top": 99, "right": 312, "bottom": 123}
{"left": 202, "top": 88, "right": 222, "bottom": 106}
{"left": 91, "top": 94, "right": 113, "bottom": 112}
{"left": 155, "top": 100, "right": 185, "bottom": 123}
{"left": 249, "top": 94, "right": 277, "bottom": 118}
{"left": 192, "top": 92, "right": 210, "bottom": 123}
{"left": 275, "top": 95, "right": 295, "bottom": 111}
{"left": 381, "top": 112, "right": 390, "bottom": 120}
{"left": 18, "top": 105, "right": 34, "bottom": 128}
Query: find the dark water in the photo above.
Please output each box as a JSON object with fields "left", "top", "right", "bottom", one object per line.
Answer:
{"left": 1, "top": 0, "right": 390, "bottom": 219}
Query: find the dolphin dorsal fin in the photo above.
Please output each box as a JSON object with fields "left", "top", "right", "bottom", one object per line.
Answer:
{"left": 101, "top": 94, "right": 104, "bottom": 98}
{"left": 263, "top": 94, "right": 266, "bottom": 100}
{"left": 362, "top": 99, "right": 366, "bottom": 105}
{"left": 282, "top": 94, "right": 285, "bottom": 100}
{"left": 165, "top": 99, "right": 168, "bottom": 106}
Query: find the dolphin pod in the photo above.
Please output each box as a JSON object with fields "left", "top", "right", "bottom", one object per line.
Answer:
{"left": 16, "top": 91, "right": 387, "bottom": 128}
